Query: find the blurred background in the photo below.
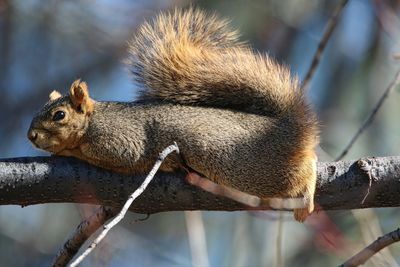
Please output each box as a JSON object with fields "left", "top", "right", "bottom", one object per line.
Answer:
{"left": 1, "top": 0, "right": 400, "bottom": 266}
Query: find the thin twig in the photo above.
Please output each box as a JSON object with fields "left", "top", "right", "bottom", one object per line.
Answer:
{"left": 335, "top": 69, "right": 400, "bottom": 161}
{"left": 52, "top": 206, "right": 118, "bottom": 267}
{"left": 69, "top": 143, "right": 179, "bottom": 267}
{"left": 351, "top": 210, "right": 399, "bottom": 267}
{"left": 300, "top": 0, "right": 349, "bottom": 91}
{"left": 340, "top": 228, "right": 400, "bottom": 267}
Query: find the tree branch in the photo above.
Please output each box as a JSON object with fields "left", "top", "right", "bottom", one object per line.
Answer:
{"left": 300, "top": 0, "right": 349, "bottom": 91}
{"left": 335, "top": 69, "right": 400, "bottom": 161}
{"left": 52, "top": 206, "right": 118, "bottom": 267}
{"left": 340, "top": 228, "right": 400, "bottom": 267}
{"left": 1, "top": 155, "right": 400, "bottom": 212}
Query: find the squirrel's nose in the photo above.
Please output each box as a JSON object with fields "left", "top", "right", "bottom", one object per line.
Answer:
{"left": 28, "top": 130, "right": 38, "bottom": 142}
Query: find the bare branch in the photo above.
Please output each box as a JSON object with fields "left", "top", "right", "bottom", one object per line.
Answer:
{"left": 1, "top": 156, "right": 400, "bottom": 212}
{"left": 300, "top": 0, "right": 349, "bottom": 91}
{"left": 335, "top": 69, "right": 400, "bottom": 161}
{"left": 340, "top": 228, "right": 400, "bottom": 267}
{"left": 351, "top": 209, "right": 399, "bottom": 266}
{"left": 52, "top": 206, "right": 118, "bottom": 267}
{"left": 69, "top": 144, "right": 179, "bottom": 267}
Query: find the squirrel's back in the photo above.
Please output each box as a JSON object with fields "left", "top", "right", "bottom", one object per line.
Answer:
{"left": 127, "top": 8, "right": 311, "bottom": 119}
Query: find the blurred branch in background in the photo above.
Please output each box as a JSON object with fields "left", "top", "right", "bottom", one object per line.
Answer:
{"left": 351, "top": 209, "right": 398, "bottom": 267}
{"left": 185, "top": 211, "right": 210, "bottom": 267}
{"left": 274, "top": 212, "right": 284, "bottom": 267}
{"left": 340, "top": 228, "right": 400, "bottom": 267}
{"left": 52, "top": 206, "right": 118, "bottom": 267}
{"left": 335, "top": 69, "right": 400, "bottom": 161}
{"left": 300, "top": 0, "right": 349, "bottom": 91}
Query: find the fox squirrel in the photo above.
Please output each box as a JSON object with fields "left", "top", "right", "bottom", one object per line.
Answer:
{"left": 27, "top": 8, "right": 318, "bottom": 222}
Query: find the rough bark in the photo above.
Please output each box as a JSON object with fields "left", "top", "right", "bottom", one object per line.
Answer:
{"left": 0, "top": 156, "right": 399, "bottom": 212}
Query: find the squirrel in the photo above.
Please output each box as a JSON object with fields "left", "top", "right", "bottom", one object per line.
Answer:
{"left": 27, "top": 8, "right": 318, "bottom": 222}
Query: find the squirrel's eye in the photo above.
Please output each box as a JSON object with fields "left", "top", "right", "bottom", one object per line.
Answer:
{"left": 52, "top": 111, "right": 65, "bottom": 121}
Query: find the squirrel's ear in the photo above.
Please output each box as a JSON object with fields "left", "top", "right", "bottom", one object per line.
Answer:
{"left": 69, "top": 79, "right": 94, "bottom": 115}
{"left": 49, "top": 90, "right": 62, "bottom": 101}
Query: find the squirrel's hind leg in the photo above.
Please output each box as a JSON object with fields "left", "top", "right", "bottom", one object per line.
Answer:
{"left": 177, "top": 153, "right": 262, "bottom": 207}
{"left": 185, "top": 172, "right": 261, "bottom": 207}
{"left": 293, "top": 192, "right": 315, "bottom": 222}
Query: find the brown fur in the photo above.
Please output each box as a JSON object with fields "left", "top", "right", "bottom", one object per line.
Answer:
{"left": 28, "top": 9, "right": 318, "bottom": 222}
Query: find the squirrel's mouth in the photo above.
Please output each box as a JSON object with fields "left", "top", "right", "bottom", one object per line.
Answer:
{"left": 28, "top": 127, "right": 65, "bottom": 153}
{"left": 30, "top": 141, "right": 56, "bottom": 152}
{"left": 28, "top": 134, "right": 63, "bottom": 154}
{"left": 40, "top": 143, "right": 64, "bottom": 154}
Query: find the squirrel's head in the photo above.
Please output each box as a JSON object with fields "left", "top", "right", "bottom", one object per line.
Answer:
{"left": 27, "top": 79, "right": 94, "bottom": 154}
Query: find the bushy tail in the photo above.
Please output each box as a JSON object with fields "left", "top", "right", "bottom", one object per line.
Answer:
{"left": 127, "top": 8, "right": 305, "bottom": 117}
